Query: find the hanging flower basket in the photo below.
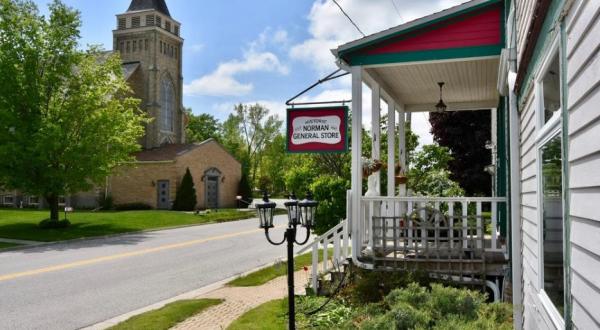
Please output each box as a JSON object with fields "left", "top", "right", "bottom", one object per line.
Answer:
{"left": 395, "top": 163, "right": 408, "bottom": 185}
{"left": 362, "top": 157, "right": 383, "bottom": 177}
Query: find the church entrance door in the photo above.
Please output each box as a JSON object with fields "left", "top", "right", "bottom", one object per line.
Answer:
{"left": 157, "top": 180, "right": 170, "bottom": 209}
{"left": 206, "top": 177, "right": 219, "bottom": 209}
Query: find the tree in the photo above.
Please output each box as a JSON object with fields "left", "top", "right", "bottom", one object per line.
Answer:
{"left": 234, "top": 104, "right": 282, "bottom": 189}
{"left": 259, "top": 134, "right": 287, "bottom": 194}
{"left": 0, "top": 0, "right": 147, "bottom": 224}
{"left": 429, "top": 111, "right": 492, "bottom": 195}
{"left": 173, "top": 168, "right": 197, "bottom": 211}
{"left": 408, "top": 144, "right": 464, "bottom": 197}
{"left": 185, "top": 112, "right": 222, "bottom": 143}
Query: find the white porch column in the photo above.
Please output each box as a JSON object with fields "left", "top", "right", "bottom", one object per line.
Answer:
{"left": 397, "top": 104, "right": 407, "bottom": 197}
{"left": 387, "top": 102, "right": 396, "bottom": 197}
{"left": 350, "top": 66, "right": 364, "bottom": 265}
{"left": 371, "top": 83, "right": 381, "bottom": 194}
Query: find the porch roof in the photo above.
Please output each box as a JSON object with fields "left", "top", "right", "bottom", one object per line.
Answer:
{"left": 334, "top": 0, "right": 505, "bottom": 112}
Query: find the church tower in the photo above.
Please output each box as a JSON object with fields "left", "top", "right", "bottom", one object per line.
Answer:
{"left": 113, "top": 0, "right": 185, "bottom": 149}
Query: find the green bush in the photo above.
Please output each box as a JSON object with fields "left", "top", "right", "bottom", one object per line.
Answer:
{"left": 342, "top": 269, "right": 430, "bottom": 305}
{"left": 356, "top": 283, "right": 511, "bottom": 329}
{"left": 114, "top": 203, "right": 153, "bottom": 211}
{"left": 99, "top": 194, "right": 114, "bottom": 210}
{"left": 173, "top": 168, "right": 197, "bottom": 211}
{"left": 310, "top": 175, "right": 349, "bottom": 235}
{"left": 238, "top": 168, "right": 252, "bottom": 208}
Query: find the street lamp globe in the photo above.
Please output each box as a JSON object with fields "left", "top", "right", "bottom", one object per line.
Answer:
{"left": 298, "top": 191, "right": 318, "bottom": 228}
{"left": 284, "top": 192, "right": 300, "bottom": 226}
{"left": 256, "top": 191, "right": 276, "bottom": 229}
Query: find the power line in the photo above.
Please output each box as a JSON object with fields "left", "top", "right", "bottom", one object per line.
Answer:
{"left": 331, "top": 0, "right": 365, "bottom": 37}
{"left": 390, "top": 0, "right": 404, "bottom": 23}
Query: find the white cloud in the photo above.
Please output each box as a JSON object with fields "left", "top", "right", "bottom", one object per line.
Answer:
{"left": 410, "top": 112, "right": 434, "bottom": 147}
{"left": 184, "top": 30, "right": 290, "bottom": 97}
{"left": 212, "top": 100, "right": 287, "bottom": 121}
{"left": 290, "top": 0, "right": 466, "bottom": 74}
{"left": 190, "top": 44, "right": 205, "bottom": 53}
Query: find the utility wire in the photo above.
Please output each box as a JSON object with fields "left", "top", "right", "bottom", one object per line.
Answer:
{"left": 390, "top": 0, "right": 405, "bottom": 23}
{"left": 331, "top": 0, "right": 366, "bottom": 37}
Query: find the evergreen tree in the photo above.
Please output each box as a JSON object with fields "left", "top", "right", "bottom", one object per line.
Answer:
{"left": 173, "top": 168, "right": 197, "bottom": 211}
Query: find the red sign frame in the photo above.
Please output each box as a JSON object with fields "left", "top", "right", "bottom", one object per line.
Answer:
{"left": 286, "top": 106, "right": 349, "bottom": 153}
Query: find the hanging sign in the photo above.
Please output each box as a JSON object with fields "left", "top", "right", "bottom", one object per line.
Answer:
{"left": 286, "top": 106, "right": 348, "bottom": 153}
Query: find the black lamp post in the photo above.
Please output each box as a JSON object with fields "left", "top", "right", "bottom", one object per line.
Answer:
{"left": 257, "top": 191, "right": 318, "bottom": 330}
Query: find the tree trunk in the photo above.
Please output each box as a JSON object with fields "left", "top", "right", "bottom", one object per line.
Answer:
{"left": 46, "top": 194, "right": 59, "bottom": 222}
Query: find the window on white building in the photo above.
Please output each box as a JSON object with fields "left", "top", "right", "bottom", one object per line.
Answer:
{"left": 535, "top": 38, "right": 565, "bottom": 322}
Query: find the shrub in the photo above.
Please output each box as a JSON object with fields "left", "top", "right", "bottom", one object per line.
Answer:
{"left": 114, "top": 203, "right": 153, "bottom": 211}
{"left": 99, "top": 194, "right": 114, "bottom": 210}
{"left": 310, "top": 175, "right": 350, "bottom": 235}
{"left": 341, "top": 268, "right": 430, "bottom": 304}
{"left": 350, "top": 282, "right": 511, "bottom": 329}
{"left": 173, "top": 168, "right": 197, "bottom": 211}
{"left": 237, "top": 168, "right": 252, "bottom": 208}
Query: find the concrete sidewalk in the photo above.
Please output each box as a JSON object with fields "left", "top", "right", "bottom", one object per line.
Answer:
{"left": 172, "top": 267, "right": 311, "bottom": 330}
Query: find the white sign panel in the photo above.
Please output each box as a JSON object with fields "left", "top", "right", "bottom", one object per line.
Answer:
{"left": 291, "top": 116, "right": 342, "bottom": 145}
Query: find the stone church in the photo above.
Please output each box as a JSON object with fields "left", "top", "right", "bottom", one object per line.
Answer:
{"left": 0, "top": 0, "right": 241, "bottom": 210}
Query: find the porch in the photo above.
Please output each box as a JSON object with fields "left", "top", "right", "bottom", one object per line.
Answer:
{"left": 304, "top": 0, "right": 510, "bottom": 297}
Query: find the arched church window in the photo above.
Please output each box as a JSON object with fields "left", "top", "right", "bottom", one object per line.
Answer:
{"left": 160, "top": 78, "right": 175, "bottom": 132}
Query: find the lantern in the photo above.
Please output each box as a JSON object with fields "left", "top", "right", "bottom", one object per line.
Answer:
{"left": 284, "top": 192, "right": 300, "bottom": 226}
{"left": 256, "top": 191, "right": 276, "bottom": 229}
{"left": 298, "top": 192, "right": 318, "bottom": 228}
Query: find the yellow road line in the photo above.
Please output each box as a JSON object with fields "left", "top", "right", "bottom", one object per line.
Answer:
{"left": 0, "top": 227, "right": 265, "bottom": 282}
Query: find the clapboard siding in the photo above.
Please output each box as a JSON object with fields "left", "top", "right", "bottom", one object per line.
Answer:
{"left": 570, "top": 153, "right": 600, "bottom": 188}
{"left": 569, "top": 121, "right": 600, "bottom": 162}
{"left": 568, "top": 86, "right": 600, "bottom": 135}
{"left": 567, "top": 0, "right": 600, "bottom": 327}
{"left": 571, "top": 217, "right": 600, "bottom": 256}
{"left": 571, "top": 271, "right": 600, "bottom": 323}
{"left": 572, "top": 299, "right": 600, "bottom": 330}
{"left": 518, "top": 54, "right": 546, "bottom": 327}
{"left": 516, "top": 0, "right": 537, "bottom": 65}
{"left": 570, "top": 189, "right": 600, "bottom": 221}
{"left": 571, "top": 243, "right": 600, "bottom": 290}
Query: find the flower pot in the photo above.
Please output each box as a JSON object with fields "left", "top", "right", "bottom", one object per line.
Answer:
{"left": 395, "top": 175, "right": 408, "bottom": 185}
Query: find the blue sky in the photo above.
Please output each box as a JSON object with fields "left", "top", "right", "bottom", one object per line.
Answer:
{"left": 31, "top": 0, "right": 467, "bottom": 146}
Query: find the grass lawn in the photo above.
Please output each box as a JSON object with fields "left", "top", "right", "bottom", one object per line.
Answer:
{"left": 0, "top": 208, "right": 257, "bottom": 242}
{"left": 227, "top": 298, "right": 287, "bottom": 330}
{"left": 0, "top": 242, "right": 20, "bottom": 250}
{"left": 109, "top": 299, "right": 223, "bottom": 330}
{"left": 228, "top": 249, "right": 330, "bottom": 287}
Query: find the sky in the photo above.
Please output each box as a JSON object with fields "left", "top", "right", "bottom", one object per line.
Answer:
{"left": 32, "top": 0, "right": 468, "bottom": 147}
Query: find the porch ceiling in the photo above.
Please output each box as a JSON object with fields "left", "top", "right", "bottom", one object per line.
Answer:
{"left": 367, "top": 57, "right": 500, "bottom": 112}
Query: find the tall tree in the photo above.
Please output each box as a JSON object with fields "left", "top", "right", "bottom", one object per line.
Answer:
{"left": 0, "top": 0, "right": 147, "bottom": 224}
{"left": 234, "top": 103, "right": 282, "bottom": 189}
{"left": 429, "top": 111, "right": 492, "bottom": 196}
{"left": 172, "top": 168, "right": 197, "bottom": 211}
{"left": 185, "top": 111, "right": 222, "bottom": 143}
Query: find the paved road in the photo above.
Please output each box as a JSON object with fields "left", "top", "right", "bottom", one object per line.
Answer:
{"left": 0, "top": 215, "right": 304, "bottom": 330}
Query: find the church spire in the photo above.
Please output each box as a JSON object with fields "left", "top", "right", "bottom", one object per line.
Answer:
{"left": 127, "top": 0, "right": 171, "bottom": 17}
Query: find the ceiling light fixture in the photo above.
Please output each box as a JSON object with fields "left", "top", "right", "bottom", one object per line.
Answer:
{"left": 435, "top": 82, "right": 447, "bottom": 113}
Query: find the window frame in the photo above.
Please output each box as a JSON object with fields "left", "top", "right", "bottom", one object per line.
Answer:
{"left": 534, "top": 34, "right": 566, "bottom": 329}
{"left": 160, "top": 78, "right": 175, "bottom": 133}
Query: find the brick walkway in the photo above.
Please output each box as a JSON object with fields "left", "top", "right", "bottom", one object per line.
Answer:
{"left": 172, "top": 266, "right": 312, "bottom": 330}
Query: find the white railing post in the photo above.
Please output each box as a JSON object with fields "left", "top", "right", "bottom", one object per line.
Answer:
{"left": 476, "top": 202, "right": 482, "bottom": 249}
{"left": 449, "top": 202, "right": 455, "bottom": 249}
{"left": 311, "top": 242, "right": 318, "bottom": 292}
{"left": 350, "top": 66, "right": 363, "bottom": 266}
{"left": 491, "top": 201, "right": 498, "bottom": 250}
{"left": 462, "top": 201, "right": 468, "bottom": 249}
{"left": 387, "top": 102, "right": 396, "bottom": 197}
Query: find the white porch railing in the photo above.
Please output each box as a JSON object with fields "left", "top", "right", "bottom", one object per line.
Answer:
{"left": 298, "top": 190, "right": 352, "bottom": 292}
{"left": 357, "top": 196, "right": 508, "bottom": 258}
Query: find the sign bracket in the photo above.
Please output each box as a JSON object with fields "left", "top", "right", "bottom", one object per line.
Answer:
{"left": 286, "top": 69, "right": 352, "bottom": 107}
